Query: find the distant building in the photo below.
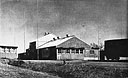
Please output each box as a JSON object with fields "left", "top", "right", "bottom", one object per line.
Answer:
{"left": 84, "top": 43, "right": 100, "bottom": 60}
{"left": 84, "top": 48, "right": 100, "bottom": 60}
{"left": 0, "top": 45, "right": 18, "bottom": 59}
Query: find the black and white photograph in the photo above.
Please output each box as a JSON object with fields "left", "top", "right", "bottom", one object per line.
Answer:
{"left": 0, "top": 0, "right": 128, "bottom": 78}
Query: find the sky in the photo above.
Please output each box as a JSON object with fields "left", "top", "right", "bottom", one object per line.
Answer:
{"left": 0, "top": 0, "right": 127, "bottom": 53}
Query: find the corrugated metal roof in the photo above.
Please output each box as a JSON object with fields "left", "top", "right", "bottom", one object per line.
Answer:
{"left": 32, "top": 33, "right": 57, "bottom": 42}
{"left": 30, "top": 33, "right": 57, "bottom": 49}
{"left": 37, "top": 36, "right": 74, "bottom": 49}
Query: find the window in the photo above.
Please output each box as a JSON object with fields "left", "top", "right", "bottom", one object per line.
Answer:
{"left": 66, "top": 49, "right": 70, "bottom": 53}
{"left": 58, "top": 49, "right": 61, "bottom": 53}
{"left": 71, "top": 49, "right": 75, "bottom": 53}
{"left": 2, "top": 48, "right": 5, "bottom": 52}
{"left": 5, "top": 48, "right": 9, "bottom": 53}
{"left": 63, "top": 49, "right": 67, "bottom": 53}
{"left": 80, "top": 49, "right": 83, "bottom": 54}
{"left": 10, "top": 48, "right": 13, "bottom": 53}
{"left": 90, "top": 50, "right": 95, "bottom": 54}
{"left": 0, "top": 47, "right": 2, "bottom": 52}
{"left": 76, "top": 49, "right": 79, "bottom": 53}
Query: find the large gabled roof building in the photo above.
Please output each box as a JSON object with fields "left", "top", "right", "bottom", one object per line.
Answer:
{"left": 38, "top": 35, "right": 91, "bottom": 60}
{"left": 18, "top": 33, "right": 93, "bottom": 60}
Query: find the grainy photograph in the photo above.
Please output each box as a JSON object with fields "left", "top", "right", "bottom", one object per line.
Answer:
{"left": 0, "top": 0, "right": 128, "bottom": 78}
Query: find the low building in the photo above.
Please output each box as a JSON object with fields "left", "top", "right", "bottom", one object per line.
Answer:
{"left": 84, "top": 43, "right": 100, "bottom": 60}
{"left": 18, "top": 33, "right": 101, "bottom": 60}
{"left": 38, "top": 35, "right": 91, "bottom": 60}
{"left": 84, "top": 48, "right": 100, "bottom": 60}
{"left": 18, "top": 52, "right": 27, "bottom": 60}
{"left": 0, "top": 45, "right": 18, "bottom": 59}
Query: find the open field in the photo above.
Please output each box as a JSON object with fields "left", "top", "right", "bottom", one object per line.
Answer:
{"left": 0, "top": 59, "right": 60, "bottom": 78}
{"left": 8, "top": 59, "right": 128, "bottom": 78}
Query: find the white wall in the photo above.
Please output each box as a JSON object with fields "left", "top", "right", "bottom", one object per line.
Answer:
{"left": 0, "top": 53, "right": 17, "bottom": 59}
{"left": 84, "top": 49, "right": 100, "bottom": 60}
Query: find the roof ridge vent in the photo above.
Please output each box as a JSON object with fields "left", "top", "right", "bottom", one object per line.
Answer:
{"left": 44, "top": 32, "right": 50, "bottom": 36}
{"left": 57, "top": 36, "right": 60, "bottom": 39}
{"left": 53, "top": 38, "right": 56, "bottom": 41}
{"left": 66, "top": 34, "right": 69, "bottom": 37}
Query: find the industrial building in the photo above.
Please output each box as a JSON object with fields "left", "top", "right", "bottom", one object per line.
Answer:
{"left": 37, "top": 35, "right": 91, "bottom": 60}
{"left": 18, "top": 33, "right": 58, "bottom": 60}
{"left": 18, "top": 33, "right": 100, "bottom": 60}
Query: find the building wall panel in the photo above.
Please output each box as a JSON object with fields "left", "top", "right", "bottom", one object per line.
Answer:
{"left": 0, "top": 53, "right": 17, "bottom": 59}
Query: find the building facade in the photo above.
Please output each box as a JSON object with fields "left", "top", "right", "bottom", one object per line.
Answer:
{"left": 38, "top": 35, "right": 91, "bottom": 60}
{"left": 18, "top": 33, "right": 100, "bottom": 60}
{"left": 0, "top": 45, "right": 18, "bottom": 59}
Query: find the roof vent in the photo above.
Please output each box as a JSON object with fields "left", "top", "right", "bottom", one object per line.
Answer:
{"left": 57, "top": 37, "right": 60, "bottom": 39}
{"left": 44, "top": 32, "right": 50, "bottom": 36}
{"left": 53, "top": 38, "right": 56, "bottom": 41}
{"left": 47, "top": 32, "right": 50, "bottom": 34}
{"left": 66, "top": 34, "right": 69, "bottom": 37}
{"left": 44, "top": 32, "right": 47, "bottom": 36}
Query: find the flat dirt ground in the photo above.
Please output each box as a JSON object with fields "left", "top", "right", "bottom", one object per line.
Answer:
{"left": 0, "top": 62, "right": 60, "bottom": 78}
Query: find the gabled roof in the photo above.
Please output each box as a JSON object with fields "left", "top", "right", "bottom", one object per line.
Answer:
{"left": 37, "top": 36, "right": 74, "bottom": 49}
{"left": 0, "top": 45, "right": 18, "bottom": 49}
{"left": 32, "top": 33, "right": 57, "bottom": 42}
{"left": 30, "top": 33, "right": 57, "bottom": 49}
{"left": 38, "top": 35, "right": 91, "bottom": 49}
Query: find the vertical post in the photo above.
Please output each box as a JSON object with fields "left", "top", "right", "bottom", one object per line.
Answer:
{"left": 70, "top": 49, "right": 72, "bottom": 59}
{"left": 127, "top": 0, "right": 128, "bottom": 37}
{"left": 36, "top": 0, "right": 39, "bottom": 60}
{"left": 16, "top": 48, "right": 17, "bottom": 58}
{"left": 56, "top": 49, "right": 58, "bottom": 60}
{"left": 97, "top": 25, "right": 99, "bottom": 46}
{"left": 82, "top": 49, "right": 84, "bottom": 54}
{"left": 97, "top": 25, "right": 100, "bottom": 60}
{"left": 78, "top": 49, "right": 80, "bottom": 54}
{"left": 24, "top": 9, "right": 26, "bottom": 53}
{"left": 4, "top": 48, "right": 6, "bottom": 58}
{"left": 0, "top": 0, "right": 1, "bottom": 42}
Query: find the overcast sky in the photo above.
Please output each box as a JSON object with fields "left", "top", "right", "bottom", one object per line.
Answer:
{"left": 0, "top": 0, "right": 127, "bottom": 53}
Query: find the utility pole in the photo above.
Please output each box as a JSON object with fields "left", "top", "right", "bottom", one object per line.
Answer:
{"left": 24, "top": 10, "right": 26, "bottom": 53}
{"left": 36, "top": 0, "right": 39, "bottom": 60}
{"left": 0, "top": 0, "right": 1, "bottom": 43}
{"left": 97, "top": 25, "right": 100, "bottom": 60}
{"left": 97, "top": 25, "right": 100, "bottom": 46}
{"left": 127, "top": 0, "right": 128, "bottom": 38}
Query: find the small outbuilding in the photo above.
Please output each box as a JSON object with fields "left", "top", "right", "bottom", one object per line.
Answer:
{"left": 0, "top": 45, "right": 18, "bottom": 59}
